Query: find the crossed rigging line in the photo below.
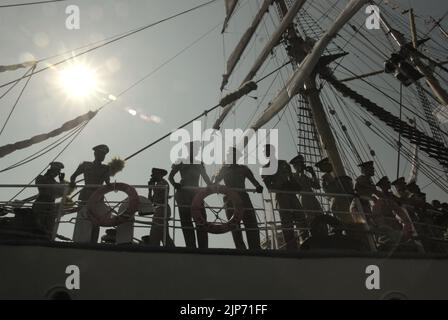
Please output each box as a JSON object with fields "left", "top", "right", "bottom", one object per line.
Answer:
{"left": 0, "top": 0, "right": 68, "bottom": 8}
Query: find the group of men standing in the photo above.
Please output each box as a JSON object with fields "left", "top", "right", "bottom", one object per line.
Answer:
{"left": 31, "top": 143, "right": 446, "bottom": 252}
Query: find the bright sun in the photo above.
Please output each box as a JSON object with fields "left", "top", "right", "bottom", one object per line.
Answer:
{"left": 59, "top": 63, "right": 98, "bottom": 99}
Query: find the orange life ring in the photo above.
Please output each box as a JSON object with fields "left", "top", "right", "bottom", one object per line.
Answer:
{"left": 87, "top": 183, "right": 139, "bottom": 227}
{"left": 191, "top": 185, "right": 244, "bottom": 234}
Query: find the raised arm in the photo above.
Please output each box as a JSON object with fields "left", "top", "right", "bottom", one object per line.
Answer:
{"left": 169, "top": 164, "right": 181, "bottom": 190}
{"left": 392, "top": 201, "right": 413, "bottom": 238}
{"left": 245, "top": 168, "right": 263, "bottom": 193}
{"left": 306, "top": 167, "right": 321, "bottom": 189}
{"left": 200, "top": 164, "right": 212, "bottom": 186}
{"left": 70, "top": 163, "right": 85, "bottom": 187}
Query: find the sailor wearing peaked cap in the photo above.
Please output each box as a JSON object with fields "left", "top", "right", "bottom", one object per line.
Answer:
{"left": 358, "top": 161, "right": 374, "bottom": 168}
{"left": 290, "top": 153, "right": 322, "bottom": 241}
{"left": 290, "top": 154, "right": 305, "bottom": 165}
{"left": 357, "top": 161, "right": 375, "bottom": 178}
{"left": 148, "top": 167, "right": 175, "bottom": 247}
{"left": 391, "top": 177, "right": 410, "bottom": 203}
{"left": 49, "top": 162, "right": 64, "bottom": 170}
{"left": 375, "top": 176, "right": 390, "bottom": 188}
{"left": 214, "top": 152, "right": 264, "bottom": 250}
{"left": 391, "top": 177, "right": 406, "bottom": 186}
{"left": 350, "top": 161, "right": 376, "bottom": 220}
{"left": 71, "top": 144, "right": 112, "bottom": 243}
{"left": 33, "top": 162, "right": 66, "bottom": 238}
{"left": 406, "top": 181, "right": 421, "bottom": 194}
{"left": 169, "top": 140, "right": 212, "bottom": 249}
{"left": 93, "top": 144, "right": 110, "bottom": 154}
{"left": 151, "top": 168, "right": 168, "bottom": 177}
{"left": 315, "top": 157, "right": 331, "bottom": 168}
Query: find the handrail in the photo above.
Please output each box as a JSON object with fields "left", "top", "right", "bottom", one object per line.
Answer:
{"left": 0, "top": 183, "right": 446, "bottom": 254}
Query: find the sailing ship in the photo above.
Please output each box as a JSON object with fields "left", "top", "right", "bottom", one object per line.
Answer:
{"left": 0, "top": 0, "right": 448, "bottom": 299}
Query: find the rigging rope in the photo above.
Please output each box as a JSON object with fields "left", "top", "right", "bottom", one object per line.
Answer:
{"left": 0, "top": 0, "right": 68, "bottom": 8}
{"left": 124, "top": 61, "right": 292, "bottom": 162}
{"left": 0, "top": 67, "right": 34, "bottom": 101}
{"left": 0, "top": 64, "right": 36, "bottom": 138}
{"left": 0, "top": 18, "right": 223, "bottom": 173}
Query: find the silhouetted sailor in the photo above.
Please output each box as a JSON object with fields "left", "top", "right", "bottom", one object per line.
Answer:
{"left": 391, "top": 177, "right": 409, "bottom": 201}
{"left": 262, "top": 145, "right": 305, "bottom": 250}
{"left": 315, "top": 158, "right": 355, "bottom": 223}
{"left": 371, "top": 176, "right": 413, "bottom": 245}
{"left": 406, "top": 181, "right": 422, "bottom": 195}
{"left": 147, "top": 168, "right": 175, "bottom": 247}
{"left": 71, "top": 144, "right": 111, "bottom": 243}
{"left": 169, "top": 141, "right": 212, "bottom": 249}
{"left": 214, "top": 147, "right": 263, "bottom": 250}
{"left": 350, "top": 161, "right": 377, "bottom": 221}
{"left": 32, "top": 162, "right": 66, "bottom": 239}
{"left": 290, "top": 155, "right": 322, "bottom": 221}
{"left": 402, "top": 181, "right": 425, "bottom": 221}
{"left": 300, "top": 214, "right": 363, "bottom": 251}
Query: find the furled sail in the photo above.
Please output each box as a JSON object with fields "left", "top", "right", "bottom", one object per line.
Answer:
{"left": 222, "top": 0, "right": 240, "bottom": 33}
{"left": 0, "top": 111, "right": 97, "bottom": 159}
{"left": 221, "top": 0, "right": 274, "bottom": 90}
{"left": 0, "top": 61, "right": 37, "bottom": 73}
{"left": 250, "top": 0, "right": 369, "bottom": 130}
{"left": 214, "top": 0, "right": 307, "bottom": 129}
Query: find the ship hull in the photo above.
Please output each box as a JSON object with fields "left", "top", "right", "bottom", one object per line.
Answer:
{"left": 0, "top": 241, "right": 447, "bottom": 300}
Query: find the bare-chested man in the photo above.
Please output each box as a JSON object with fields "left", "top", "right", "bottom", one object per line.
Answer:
{"left": 214, "top": 147, "right": 263, "bottom": 250}
{"left": 169, "top": 141, "right": 212, "bottom": 249}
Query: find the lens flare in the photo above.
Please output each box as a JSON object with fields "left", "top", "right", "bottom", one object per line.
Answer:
{"left": 59, "top": 63, "right": 98, "bottom": 99}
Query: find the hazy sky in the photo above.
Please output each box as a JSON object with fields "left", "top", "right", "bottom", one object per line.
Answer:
{"left": 0, "top": 0, "right": 447, "bottom": 247}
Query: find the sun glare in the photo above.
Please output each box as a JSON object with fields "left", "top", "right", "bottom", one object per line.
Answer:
{"left": 59, "top": 63, "right": 98, "bottom": 99}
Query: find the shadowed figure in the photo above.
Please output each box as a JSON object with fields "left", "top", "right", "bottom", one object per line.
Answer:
{"left": 71, "top": 144, "right": 111, "bottom": 243}
{"left": 32, "top": 162, "right": 66, "bottom": 239}
{"left": 147, "top": 168, "right": 175, "bottom": 247}
{"left": 316, "top": 158, "right": 353, "bottom": 222}
{"left": 350, "top": 161, "right": 378, "bottom": 222}
{"left": 290, "top": 155, "right": 323, "bottom": 228}
{"left": 169, "top": 141, "right": 212, "bottom": 249}
{"left": 371, "top": 176, "right": 413, "bottom": 246}
{"left": 262, "top": 145, "right": 305, "bottom": 250}
{"left": 213, "top": 147, "right": 263, "bottom": 250}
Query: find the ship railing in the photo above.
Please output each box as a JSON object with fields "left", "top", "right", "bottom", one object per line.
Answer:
{"left": 0, "top": 184, "right": 447, "bottom": 254}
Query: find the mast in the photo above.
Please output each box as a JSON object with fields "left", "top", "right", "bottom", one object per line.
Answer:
{"left": 303, "top": 77, "right": 346, "bottom": 176}
{"left": 272, "top": 1, "right": 347, "bottom": 176}
{"left": 408, "top": 9, "right": 418, "bottom": 48}
{"left": 273, "top": 0, "right": 368, "bottom": 227}
{"left": 408, "top": 119, "right": 420, "bottom": 182}
{"left": 250, "top": 0, "right": 369, "bottom": 129}
{"left": 380, "top": 13, "right": 448, "bottom": 107}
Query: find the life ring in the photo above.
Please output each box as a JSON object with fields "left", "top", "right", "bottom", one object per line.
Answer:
{"left": 191, "top": 185, "right": 244, "bottom": 234}
{"left": 87, "top": 183, "right": 139, "bottom": 227}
